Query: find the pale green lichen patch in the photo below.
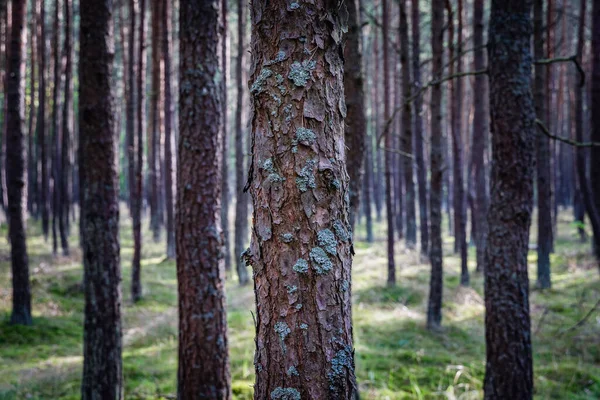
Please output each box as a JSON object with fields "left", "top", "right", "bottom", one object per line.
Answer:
{"left": 296, "top": 159, "right": 317, "bottom": 192}
{"left": 288, "top": 60, "right": 316, "bottom": 87}
{"left": 265, "top": 51, "right": 287, "bottom": 66}
{"left": 287, "top": 366, "right": 299, "bottom": 376}
{"left": 333, "top": 220, "right": 350, "bottom": 242}
{"left": 330, "top": 179, "right": 341, "bottom": 190}
{"left": 286, "top": 284, "right": 298, "bottom": 294}
{"left": 274, "top": 322, "right": 291, "bottom": 354}
{"left": 288, "top": 2, "right": 300, "bottom": 10}
{"left": 295, "top": 303, "right": 302, "bottom": 310}
{"left": 310, "top": 247, "right": 333, "bottom": 275}
{"left": 262, "top": 158, "right": 285, "bottom": 184}
{"left": 317, "top": 229, "right": 337, "bottom": 255}
{"left": 300, "top": 323, "right": 308, "bottom": 330}
{"left": 341, "top": 280, "right": 349, "bottom": 292}
{"left": 293, "top": 258, "right": 309, "bottom": 274}
{"left": 327, "top": 349, "right": 353, "bottom": 386}
{"left": 250, "top": 68, "right": 273, "bottom": 94}
{"left": 271, "top": 387, "right": 300, "bottom": 400}
{"left": 295, "top": 127, "right": 316, "bottom": 144}
{"left": 281, "top": 233, "right": 294, "bottom": 243}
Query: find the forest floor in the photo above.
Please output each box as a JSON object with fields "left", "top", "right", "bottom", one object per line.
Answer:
{"left": 0, "top": 208, "right": 599, "bottom": 399}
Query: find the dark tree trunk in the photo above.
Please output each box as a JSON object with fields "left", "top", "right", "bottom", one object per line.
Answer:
{"left": 132, "top": 0, "right": 146, "bottom": 303}
{"left": 344, "top": 0, "right": 366, "bottom": 234}
{"left": 233, "top": 0, "right": 249, "bottom": 285}
{"left": 452, "top": 0, "right": 468, "bottom": 285}
{"left": 591, "top": 0, "right": 600, "bottom": 266}
{"left": 372, "top": 25, "right": 383, "bottom": 223}
{"left": 484, "top": 1, "right": 535, "bottom": 398}
{"left": 246, "top": 0, "right": 358, "bottom": 397}
{"left": 79, "top": 0, "right": 123, "bottom": 396}
{"left": 177, "top": 0, "right": 231, "bottom": 396}
{"left": 472, "top": 0, "right": 488, "bottom": 273}
{"left": 363, "top": 138, "right": 374, "bottom": 243}
{"left": 38, "top": 0, "right": 49, "bottom": 240}
{"left": 60, "top": 0, "right": 72, "bottom": 255}
{"left": 7, "top": 0, "right": 31, "bottom": 326}
{"left": 162, "top": 0, "right": 175, "bottom": 259}
{"left": 383, "top": 0, "right": 396, "bottom": 286}
{"left": 400, "top": 0, "right": 416, "bottom": 249}
{"left": 0, "top": 0, "right": 9, "bottom": 217}
{"left": 427, "top": 0, "right": 444, "bottom": 331}
{"left": 51, "top": 0, "right": 62, "bottom": 256}
{"left": 412, "top": 0, "right": 428, "bottom": 257}
{"left": 149, "top": 0, "right": 161, "bottom": 242}
{"left": 534, "top": 0, "right": 552, "bottom": 289}
{"left": 27, "top": 7, "right": 37, "bottom": 217}
{"left": 220, "top": 0, "right": 231, "bottom": 273}
{"left": 126, "top": 0, "right": 136, "bottom": 215}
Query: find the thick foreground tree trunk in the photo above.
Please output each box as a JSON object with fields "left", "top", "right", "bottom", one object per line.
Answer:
{"left": 220, "top": 0, "right": 231, "bottom": 273}
{"left": 427, "top": 0, "right": 444, "bottom": 331}
{"left": 7, "top": 0, "right": 31, "bottom": 326}
{"left": 177, "top": 0, "right": 231, "bottom": 397}
{"left": 484, "top": 1, "right": 535, "bottom": 398}
{"left": 79, "top": 0, "right": 123, "bottom": 397}
{"left": 246, "top": 0, "right": 358, "bottom": 397}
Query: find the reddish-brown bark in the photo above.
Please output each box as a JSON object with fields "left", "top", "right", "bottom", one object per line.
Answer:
{"left": 246, "top": 0, "right": 358, "bottom": 397}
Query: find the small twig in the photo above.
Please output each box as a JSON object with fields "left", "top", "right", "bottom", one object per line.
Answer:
{"left": 378, "top": 146, "right": 414, "bottom": 159}
{"left": 534, "top": 55, "right": 585, "bottom": 87}
{"left": 560, "top": 299, "right": 600, "bottom": 335}
{"left": 376, "top": 69, "right": 488, "bottom": 146}
{"left": 535, "top": 119, "right": 600, "bottom": 147}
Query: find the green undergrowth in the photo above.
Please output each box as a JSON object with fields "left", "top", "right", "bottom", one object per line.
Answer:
{"left": 0, "top": 209, "right": 598, "bottom": 399}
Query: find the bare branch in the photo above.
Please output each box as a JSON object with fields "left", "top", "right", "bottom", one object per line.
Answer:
{"left": 377, "top": 69, "right": 488, "bottom": 146}
{"left": 534, "top": 55, "right": 585, "bottom": 87}
{"left": 535, "top": 119, "right": 600, "bottom": 147}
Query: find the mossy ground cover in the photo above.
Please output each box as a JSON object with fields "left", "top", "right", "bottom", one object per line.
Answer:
{"left": 0, "top": 209, "right": 598, "bottom": 399}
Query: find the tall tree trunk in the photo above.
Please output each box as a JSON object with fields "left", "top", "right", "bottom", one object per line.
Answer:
{"left": 149, "top": 0, "right": 161, "bottom": 242}
{"left": 0, "top": 0, "right": 9, "bottom": 218}
{"left": 373, "top": 24, "right": 383, "bottom": 223}
{"left": 412, "top": 0, "right": 428, "bottom": 257}
{"left": 247, "top": 0, "right": 358, "bottom": 397}
{"left": 79, "top": 0, "right": 123, "bottom": 396}
{"left": 126, "top": 0, "right": 136, "bottom": 215}
{"left": 162, "top": 0, "right": 175, "bottom": 259}
{"left": 591, "top": 0, "right": 600, "bottom": 266}
{"left": 484, "top": 1, "right": 535, "bottom": 397}
{"left": 132, "top": 0, "right": 146, "bottom": 302}
{"left": 233, "top": 0, "right": 249, "bottom": 285}
{"left": 60, "top": 0, "right": 72, "bottom": 255}
{"left": 50, "top": 0, "right": 63, "bottom": 256}
{"left": 177, "top": 0, "right": 231, "bottom": 396}
{"left": 38, "top": 0, "right": 49, "bottom": 240}
{"left": 452, "top": 0, "right": 468, "bottom": 285}
{"left": 472, "top": 0, "right": 488, "bottom": 273}
{"left": 7, "top": 0, "right": 31, "bottom": 326}
{"left": 427, "top": 0, "right": 444, "bottom": 331}
{"left": 220, "top": 0, "right": 231, "bottom": 273}
{"left": 400, "top": 0, "right": 416, "bottom": 248}
{"left": 27, "top": 6, "right": 37, "bottom": 218}
{"left": 534, "top": 0, "right": 552, "bottom": 289}
{"left": 345, "top": 0, "right": 366, "bottom": 233}
{"left": 383, "top": 0, "right": 396, "bottom": 286}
